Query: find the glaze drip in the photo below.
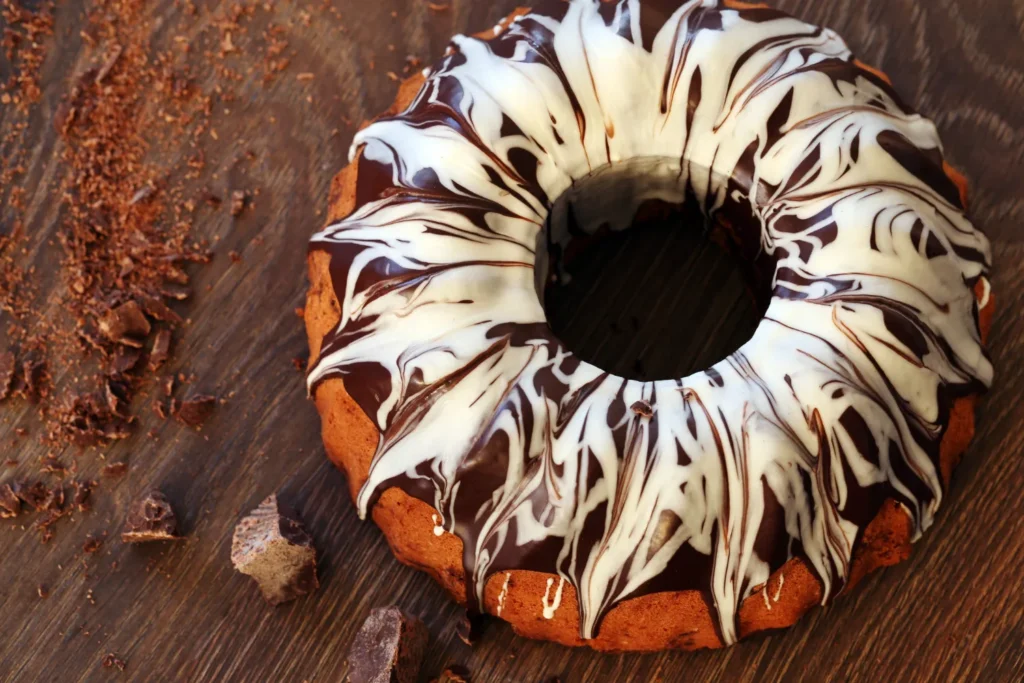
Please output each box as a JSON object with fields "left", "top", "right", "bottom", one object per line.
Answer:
{"left": 308, "top": 0, "right": 991, "bottom": 645}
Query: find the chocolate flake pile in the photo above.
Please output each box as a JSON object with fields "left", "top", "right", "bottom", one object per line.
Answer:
{"left": 348, "top": 607, "right": 430, "bottom": 683}
{"left": 230, "top": 494, "right": 318, "bottom": 606}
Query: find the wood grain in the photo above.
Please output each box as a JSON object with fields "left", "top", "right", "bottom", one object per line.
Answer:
{"left": 1, "top": 1, "right": 1022, "bottom": 682}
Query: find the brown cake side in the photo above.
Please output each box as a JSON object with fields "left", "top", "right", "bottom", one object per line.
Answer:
{"left": 305, "top": 51, "right": 994, "bottom": 652}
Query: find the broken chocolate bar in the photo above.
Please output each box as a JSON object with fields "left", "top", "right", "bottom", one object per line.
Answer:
{"left": 121, "top": 490, "right": 178, "bottom": 542}
{"left": 230, "top": 494, "right": 318, "bottom": 606}
{"left": 348, "top": 607, "right": 429, "bottom": 683}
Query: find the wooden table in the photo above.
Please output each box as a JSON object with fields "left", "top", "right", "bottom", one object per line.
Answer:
{"left": 1, "top": 1, "right": 1022, "bottom": 681}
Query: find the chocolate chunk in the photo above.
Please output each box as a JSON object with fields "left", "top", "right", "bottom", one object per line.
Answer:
{"left": 149, "top": 329, "right": 172, "bottom": 370}
{"left": 230, "top": 190, "right": 247, "bottom": 217}
{"left": 0, "top": 484, "right": 21, "bottom": 518}
{"left": 230, "top": 494, "right": 318, "bottom": 606}
{"left": 121, "top": 490, "right": 178, "bottom": 542}
{"left": 110, "top": 346, "right": 142, "bottom": 374}
{"left": 101, "top": 653, "right": 126, "bottom": 671}
{"left": 348, "top": 607, "right": 429, "bottom": 683}
{"left": 630, "top": 400, "right": 653, "bottom": 418}
{"left": 98, "top": 300, "right": 151, "bottom": 347}
{"left": 173, "top": 394, "right": 216, "bottom": 428}
{"left": 21, "top": 358, "right": 46, "bottom": 402}
{"left": 139, "top": 295, "right": 182, "bottom": 324}
{"left": 0, "top": 351, "right": 14, "bottom": 401}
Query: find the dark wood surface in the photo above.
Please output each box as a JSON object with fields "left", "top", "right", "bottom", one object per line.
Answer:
{"left": 2, "top": 1, "right": 1023, "bottom": 681}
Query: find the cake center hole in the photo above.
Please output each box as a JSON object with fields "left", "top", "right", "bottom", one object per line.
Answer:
{"left": 541, "top": 159, "right": 761, "bottom": 381}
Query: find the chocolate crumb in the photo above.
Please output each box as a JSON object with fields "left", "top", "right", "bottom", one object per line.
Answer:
{"left": 98, "top": 300, "right": 151, "bottom": 347}
{"left": 149, "top": 329, "right": 172, "bottom": 371}
{"left": 348, "top": 607, "right": 429, "bottom": 683}
{"left": 0, "top": 484, "right": 21, "bottom": 519}
{"left": 230, "top": 189, "right": 247, "bottom": 217}
{"left": 101, "top": 653, "right": 126, "bottom": 672}
{"left": 0, "top": 352, "right": 14, "bottom": 401}
{"left": 121, "top": 490, "right": 178, "bottom": 542}
{"left": 230, "top": 494, "right": 318, "bottom": 605}
{"left": 41, "top": 457, "right": 67, "bottom": 477}
{"left": 228, "top": 250, "right": 242, "bottom": 263}
{"left": 110, "top": 346, "right": 142, "bottom": 374}
{"left": 630, "top": 400, "right": 654, "bottom": 418}
{"left": 173, "top": 394, "right": 216, "bottom": 428}
{"left": 83, "top": 536, "right": 103, "bottom": 554}
{"left": 37, "top": 584, "right": 49, "bottom": 599}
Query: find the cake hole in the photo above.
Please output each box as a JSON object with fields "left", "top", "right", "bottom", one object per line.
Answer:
{"left": 542, "top": 160, "right": 761, "bottom": 381}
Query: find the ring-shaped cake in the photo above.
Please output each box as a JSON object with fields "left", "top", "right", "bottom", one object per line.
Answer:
{"left": 305, "top": 0, "right": 993, "bottom": 650}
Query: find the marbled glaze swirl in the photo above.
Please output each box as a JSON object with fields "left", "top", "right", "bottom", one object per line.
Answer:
{"left": 307, "top": 0, "right": 992, "bottom": 645}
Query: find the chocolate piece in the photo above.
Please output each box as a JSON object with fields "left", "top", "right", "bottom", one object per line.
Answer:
{"left": 21, "top": 358, "right": 46, "bottom": 402}
{"left": 230, "top": 190, "right": 246, "bottom": 217}
{"left": 230, "top": 494, "right": 318, "bottom": 606}
{"left": 121, "top": 490, "right": 178, "bottom": 542}
{"left": 98, "top": 300, "right": 151, "bottom": 347}
{"left": 41, "top": 457, "right": 67, "bottom": 476}
{"left": 139, "top": 295, "right": 182, "bottom": 324}
{"left": 173, "top": 394, "right": 216, "bottom": 428}
{"left": 83, "top": 536, "right": 102, "bottom": 554}
{"left": 101, "top": 653, "right": 126, "bottom": 671}
{"left": 0, "top": 351, "right": 14, "bottom": 401}
{"left": 110, "top": 346, "right": 142, "bottom": 374}
{"left": 37, "top": 584, "right": 49, "bottom": 599}
{"left": 0, "top": 484, "right": 21, "bottom": 518}
{"left": 149, "top": 329, "right": 172, "bottom": 370}
{"left": 348, "top": 607, "right": 429, "bottom": 683}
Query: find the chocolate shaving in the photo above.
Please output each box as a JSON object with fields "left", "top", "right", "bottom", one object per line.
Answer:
{"left": 173, "top": 394, "right": 216, "bottom": 428}
{"left": 149, "top": 329, "right": 172, "bottom": 370}
{"left": 348, "top": 607, "right": 429, "bottom": 683}
{"left": 230, "top": 189, "right": 246, "bottom": 217}
{"left": 101, "top": 653, "right": 126, "bottom": 672}
{"left": 139, "top": 295, "right": 182, "bottom": 324}
{"left": 109, "top": 346, "right": 142, "bottom": 374}
{"left": 98, "top": 300, "right": 151, "bottom": 347}
{"left": 121, "top": 490, "right": 178, "bottom": 542}
{"left": 0, "top": 484, "right": 21, "bottom": 519}
{"left": 230, "top": 494, "right": 318, "bottom": 605}
{"left": 0, "top": 351, "right": 14, "bottom": 401}
{"left": 41, "top": 457, "right": 67, "bottom": 477}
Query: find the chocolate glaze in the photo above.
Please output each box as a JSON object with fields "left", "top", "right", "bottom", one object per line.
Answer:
{"left": 308, "top": 0, "right": 991, "bottom": 645}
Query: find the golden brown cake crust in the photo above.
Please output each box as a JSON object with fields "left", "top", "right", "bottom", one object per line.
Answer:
{"left": 304, "top": 20, "right": 994, "bottom": 652}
